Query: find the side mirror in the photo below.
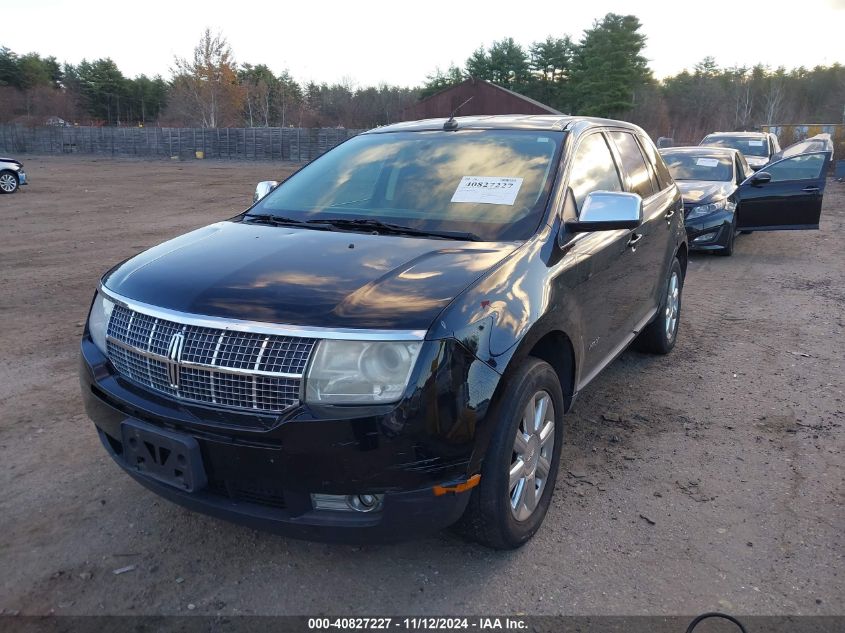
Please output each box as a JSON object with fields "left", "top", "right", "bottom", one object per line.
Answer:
{"left": 750, "top": 172, "right": 771, "bottom": 185}
{"left": 565, "top": 191, "right": 643, "bottom": 233}
{"left": 253, "top": 180, "right": 280, "bottom": 203}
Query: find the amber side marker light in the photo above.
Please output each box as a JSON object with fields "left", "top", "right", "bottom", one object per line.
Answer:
{"left": 432, "top": 474, "right": 481, "bottom": 496}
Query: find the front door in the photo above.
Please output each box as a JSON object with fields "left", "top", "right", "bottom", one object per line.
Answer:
{"left": 736, "top": 151, "right": 831, "bottom": 230}
{"left": 559, "top": 131, "right": 638, "bottom": 384}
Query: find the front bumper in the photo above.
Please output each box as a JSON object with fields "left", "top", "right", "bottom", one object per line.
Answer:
{"left": 80, "top": 335, "right": 499, "bottom": 543}
{"left": 18, "top": 170, "right": 27, "bottom": 185}
{"left": 684, "top": 210, "right": 734, "bottom": 251}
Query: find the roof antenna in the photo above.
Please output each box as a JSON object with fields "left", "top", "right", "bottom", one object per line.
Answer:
{"left": 443, "top": 97, "right": 473, "bottom": 131}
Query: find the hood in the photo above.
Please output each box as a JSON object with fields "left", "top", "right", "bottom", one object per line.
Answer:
{"left": 103, "top": 221, "right": 518, "bottom": 330}
{"left": 0, "top": 157, "right": 22, "bottom": 166}
{"left": 676, "top": 181, "right": 735, "bottom": 205}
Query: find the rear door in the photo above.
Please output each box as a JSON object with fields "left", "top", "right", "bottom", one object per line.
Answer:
{"left": 736, "top": 151, "right": 832, "bottom": 230}
{"left": 607, "top": 130, "right": 672, "bottom": 330}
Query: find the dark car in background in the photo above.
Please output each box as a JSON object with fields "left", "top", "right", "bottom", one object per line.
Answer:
{"left": 660, "top": 147, "right": 753, "bottom": 255}
{"left": 80, "top": 115, "right": 688, "bottom": 549}
{"left": 700, "top": 131, "right": 781, "bottom": 171}
{"left": 662, "top": 142, "right": 833, "bottom": 255}
{"left": 0, "top": 157, "right": 27, "bottom": 194}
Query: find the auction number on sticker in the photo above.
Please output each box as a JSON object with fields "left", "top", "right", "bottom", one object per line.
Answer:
{"left": 451, "top": 176, "right": 524, "bottom": 205}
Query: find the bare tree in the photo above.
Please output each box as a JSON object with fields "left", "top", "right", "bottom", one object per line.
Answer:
{"left": 727, "top": 67, "right": 754, "bottom": 130}
{"left": 170, "top": 29, "right": 243, "bottom": 127}
{"left": 763, "top": 70, "right": 786, "bottom": 125}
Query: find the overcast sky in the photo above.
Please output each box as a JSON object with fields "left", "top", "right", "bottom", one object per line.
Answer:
{"left": 4, "top": 0, "right": 844, "bottom": 86}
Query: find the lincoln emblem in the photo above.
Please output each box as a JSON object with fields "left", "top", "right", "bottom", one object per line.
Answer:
{"left": 165, "top": 331, "right": 185, "bottom": 388}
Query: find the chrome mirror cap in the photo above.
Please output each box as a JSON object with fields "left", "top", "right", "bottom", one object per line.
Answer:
{"left": 567, "top": 191, "right": 643, "bottom": 232}
{"left": 253, "top": 180, "right": 280, "bottom": 203}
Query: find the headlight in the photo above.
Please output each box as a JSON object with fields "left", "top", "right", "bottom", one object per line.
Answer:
{"left": 305, "top": 340, "right": 422, "bottom": 404}
{"left": 87, "top": 292, "right": 115, "bottom": 353}
{"left": 688, "top": 198, "right": 732, "bottom": 220}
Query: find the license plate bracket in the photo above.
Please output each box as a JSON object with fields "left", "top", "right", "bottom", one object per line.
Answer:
{"left": 120, "top": 418, "right": 207, "bottom": 493}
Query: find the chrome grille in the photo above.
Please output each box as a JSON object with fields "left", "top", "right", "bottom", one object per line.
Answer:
{"left": 105, "top": 304, "right": 316, "bottom": 413}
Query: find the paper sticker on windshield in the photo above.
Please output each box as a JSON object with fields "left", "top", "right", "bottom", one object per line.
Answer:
{"left": 451, "top": 176, "right": 523, "bottom": 205}
{"left": 748, "top": 140, "right": 764, "bottom": 146}
{"left": 696, "top": 158, "right": 719, "bottom": 167}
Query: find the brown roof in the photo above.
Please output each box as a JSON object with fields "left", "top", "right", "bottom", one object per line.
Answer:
{"left": 401, "top": 78, "right": 562, "bottom": 121}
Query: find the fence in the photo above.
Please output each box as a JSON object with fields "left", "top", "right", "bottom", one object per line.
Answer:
{"left": 0, "top": 125, "right": 365, "bottom": 162}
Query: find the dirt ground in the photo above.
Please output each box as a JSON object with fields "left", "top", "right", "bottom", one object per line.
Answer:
{"left": 0, "top": 156, "right": 842, "bottom": 617}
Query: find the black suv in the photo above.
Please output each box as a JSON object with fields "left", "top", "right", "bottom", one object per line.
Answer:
{"left": 80, "top": 116, "right": 687, "bottom": 549}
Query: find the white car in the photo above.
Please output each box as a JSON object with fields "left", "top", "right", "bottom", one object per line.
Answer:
{"left": 0, "top": 157, "right": 27, "bottom": 194}
{"left": 699, "top": 131, "right": 781, "bottom": 171}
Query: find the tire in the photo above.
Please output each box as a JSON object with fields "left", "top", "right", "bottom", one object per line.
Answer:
{"left": 717, "top": 222, "right": 735, "bottom": 257}
{"left": 0, "top": 170, "right": 19, "bottom": 194}
{"left": 455, "top": 357, "right": 565, "bottom": 549}
{"left": 634, "top": 257, "right": 683, "bottom": 355}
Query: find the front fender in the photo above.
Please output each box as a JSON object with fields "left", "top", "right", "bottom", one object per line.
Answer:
{"left": 428, "top": 219, "right": 586, "bottom": 398}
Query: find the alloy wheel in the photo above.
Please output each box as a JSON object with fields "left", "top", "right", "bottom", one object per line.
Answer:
{"left": 0, "top": 173, "right": 17, "bottom": 193}
{"left": 509, "top": 390, "right": 555, "bottom": 521}
{"left": 665, "top": 271, "right": 680, "bottom": 341}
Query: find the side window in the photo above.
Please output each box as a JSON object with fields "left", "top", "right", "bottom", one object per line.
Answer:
{"left": 636, "top": 137, "right": 660, "bottom": 193}
{"left": 637, "top": 133, "right": 673, "bottom": 191}
{"left": 739, "top": 154, "right": 754, "bottom": 181}
{"left": 609, "top": 132, "right": 656, "bottom": 199}
{"left": 567, "top": 133, "right": 623, "bottom": 213}
{"left": 764, "top": 153, "right": 825, "bottom": 182}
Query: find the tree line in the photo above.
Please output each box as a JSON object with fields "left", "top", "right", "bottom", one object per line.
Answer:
{"left": 425, "top": 14, "right": 845, "bottom": 141}
{"left": 0, "top": 31, "right": 417, "bottom": 129}
{"left": 2, "top": 15, "right": 844, "bottom": 140}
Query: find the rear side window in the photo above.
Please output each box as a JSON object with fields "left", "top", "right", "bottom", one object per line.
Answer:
{"left": 568, "top": 133, "right": 622, "bottom": 212}
{"left": 610, "top": 132, "right": 657, "bottom": 198}
{"left": 637, "top": 133, "right": 673, "bottom": 190}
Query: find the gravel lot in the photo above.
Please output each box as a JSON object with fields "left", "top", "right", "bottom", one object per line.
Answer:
{"left": 0, "top": 156, "right": 842, "bottom": 617}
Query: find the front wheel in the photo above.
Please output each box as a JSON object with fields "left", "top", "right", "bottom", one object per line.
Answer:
{"left": 0, "top": 170, "right": 19, "bottom": 194}
{"left": 455, "top": 357, "right": 565, "bottom": 549}
{"left": 717, "top": 221, "right": 736, "bottom": 257}
{"left": 634, "top": 257, "right": 683, "bottom": 355}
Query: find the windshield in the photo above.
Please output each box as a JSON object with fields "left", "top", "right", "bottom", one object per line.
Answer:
{"left": 701, "top": 135, "right": 769, "bottom": 157}
{"left": 247, "top": 129, "right": 564, "bottom": 242}
{"left": 663, "top": 153, "right": 733, "bottom": 182}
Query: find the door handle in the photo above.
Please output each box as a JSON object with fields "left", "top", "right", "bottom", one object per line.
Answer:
{"left": 627, "top": 232, "right": 644, "bottom": 248}
{"left": 802, "top": 186, "right": 820, "bottom": 193}
{"left": 665, "top": 208, "right": 676, "bottom": 219}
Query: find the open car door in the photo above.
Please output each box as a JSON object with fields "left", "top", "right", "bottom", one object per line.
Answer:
{"left": 736, "top": 150, "right": 832, "bottom": 230}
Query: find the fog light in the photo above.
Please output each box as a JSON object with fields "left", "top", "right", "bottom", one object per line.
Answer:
{"left": 693, "top": 232, "right": 718, "bottom": 243}
{"left": 311, "top": 493, "right": 384, "bottom": 512}
{"left": 349, "top": 494, "right": 384, "bottom": 512}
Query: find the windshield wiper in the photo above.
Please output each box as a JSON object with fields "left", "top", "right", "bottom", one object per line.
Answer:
{"left": 243, "top": 214, "right": 330, "bottom": 230}
{"left": 308, "top": 218, "right": 483, "bottom": 242}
